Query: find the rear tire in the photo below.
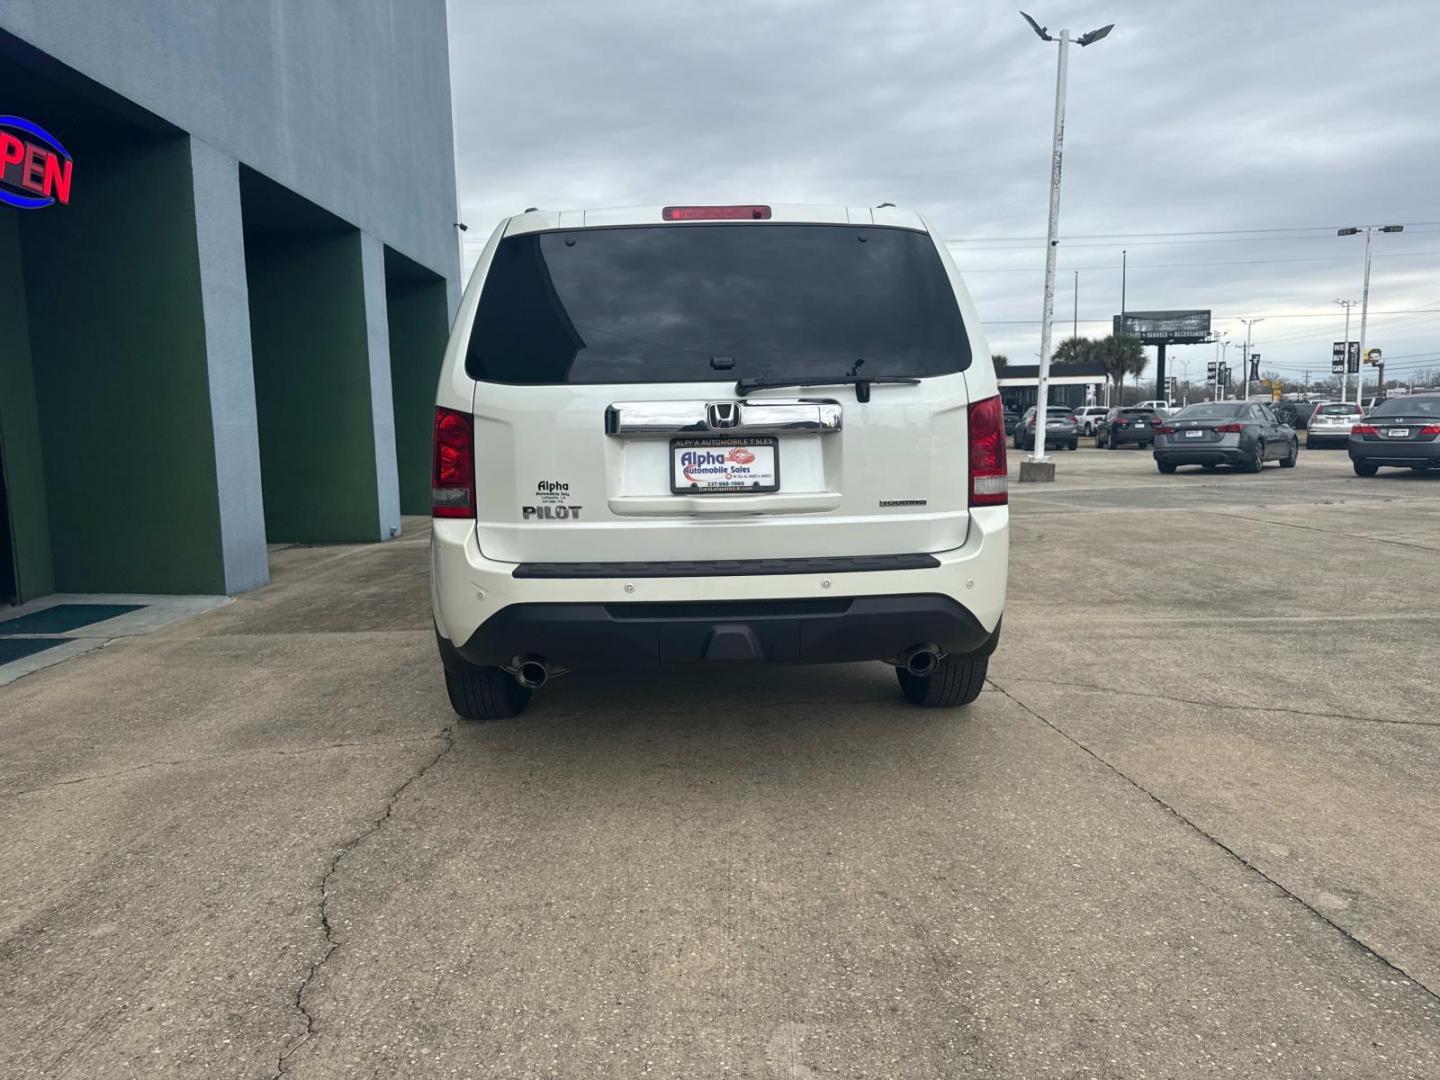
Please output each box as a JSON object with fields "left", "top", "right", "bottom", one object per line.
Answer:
{"left": 1280, "top": 440, "right": 1298, "bottom": 468}
{"left": 897, "top": 655, "right": 987, "bottom": 708}
{"left": 444, "top": 665, "right": 532, "bottom": 721}
{"left": 1243, "top": 444, "right": 1264, "bottom": 473}
{"left": 1353, "top": 460, "right": 1379, "bottom": 477}
{"left": 1157, "top": 458, "right": 1177, "bottom": 474}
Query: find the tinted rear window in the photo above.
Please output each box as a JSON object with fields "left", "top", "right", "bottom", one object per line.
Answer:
{"left": 465, "top": 224, "right": 970, "bottom": 384}
{"left": 1373, "top": 395, "right": 1440, "bottom": 416}
{"left": 1316, "top": 404, "right": 1360, "bottom": 415}
{"left": 1175, "top": 404, "right": 1245, "bottom": 419}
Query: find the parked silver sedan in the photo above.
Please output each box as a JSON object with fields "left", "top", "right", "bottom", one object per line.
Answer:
{"left": 1307, "top": 402, "right": 1365, "bottom": 448}
{"left": 1349, "top": 394, "right": 1440, "bottom": 475}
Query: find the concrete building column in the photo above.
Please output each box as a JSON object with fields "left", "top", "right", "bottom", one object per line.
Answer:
{"left": 188, "top": 139, "right": 269, "bottom": 592}
{"left": 359, "top": 233, "right": 402, "bottom": 540}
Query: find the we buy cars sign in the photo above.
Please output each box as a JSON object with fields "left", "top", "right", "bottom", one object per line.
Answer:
{"left": 0, "top": 116, "right": 73, "bottom": 210}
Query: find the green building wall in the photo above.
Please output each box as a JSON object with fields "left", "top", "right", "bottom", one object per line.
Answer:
{"left": 18, "top": 136, "right": 230, "bottom": 595}
{"left": 0, "top": 210, "right": 55, "bottom": 601}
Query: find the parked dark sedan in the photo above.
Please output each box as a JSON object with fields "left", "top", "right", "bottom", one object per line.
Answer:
{"left": 1014, "top": 406, "right": 1079, "bottom": 451}
{"left": 1096, "top": 407, "right": 1164, "bottom": 449}
{"left": 1003, "top": 409, "right": 1020, "bottom": 436}
{"left": 1349, "top": 394, "right": 1440, "bottom": 475}
{"left": 1153, "top": 402, "right": 1299, "bottom": 473}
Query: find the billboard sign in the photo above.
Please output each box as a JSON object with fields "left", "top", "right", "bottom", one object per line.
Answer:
{"left": 1113, "top": 309, "right": 1212, "bottom": 344}
{"left": 0, "top": 116, "right": 73, "bottom": 210}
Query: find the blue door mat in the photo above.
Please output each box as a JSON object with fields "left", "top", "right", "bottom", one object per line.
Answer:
{"left": 0, "top": 603, "right": 146, "bottom": 636}
{"left": 0, "top": 638, "right": 67, "bottom": 663}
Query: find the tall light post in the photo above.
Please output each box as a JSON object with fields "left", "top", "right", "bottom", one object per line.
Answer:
{"left": 1333, "top": 298, "right": 1356, "bottom": 403}
{"left": 1019, "top": 11, "right": 1114, "bottom": 474}
{"left": 1212, "top": 331, "right": 1229, "bottom": 401}
{"left": 1338, "top": 225, "right": 1403, "bottom": 406}
{"left": 1220, "top": 339, "right": 1233, "bottom": 400}
{"left": 1239, "top": 317, "right": 1264, "bottom": 402}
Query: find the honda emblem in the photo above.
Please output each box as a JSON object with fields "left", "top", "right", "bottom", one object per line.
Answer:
{"left": 707, "top": 402, "right": 741, "bottom": 430}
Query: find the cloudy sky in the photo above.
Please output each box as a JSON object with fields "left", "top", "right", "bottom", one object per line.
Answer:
{"left": 448, "top": 1, "right": 1440, "bottom": 389}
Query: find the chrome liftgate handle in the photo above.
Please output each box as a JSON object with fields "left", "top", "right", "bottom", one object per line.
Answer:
{"left": 604, "top": 399, "right": 843, "bottom": 437}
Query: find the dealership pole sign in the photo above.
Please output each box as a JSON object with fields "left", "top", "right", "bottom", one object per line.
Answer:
{"left": 0, "top": 117, "right": 73, "bottom": 210}
{"left": 1112, "top": 309, "right": 1212, "bottom": 345}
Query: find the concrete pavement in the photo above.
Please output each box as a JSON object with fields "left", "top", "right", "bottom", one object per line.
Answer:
{"left": 1, "top": 447, "right": 1438, "bottom": 1078}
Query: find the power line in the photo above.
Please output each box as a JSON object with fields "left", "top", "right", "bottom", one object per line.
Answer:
{"left": 945, "top": 222, "right": 1440, "bottom": 243}
{"left": 955, "top": 251, "right": 1440, "bottom": 273}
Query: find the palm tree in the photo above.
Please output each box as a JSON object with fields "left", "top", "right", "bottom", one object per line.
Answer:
{"left": 1094, "top": 334, "right": 1146, "bottom": 403}
{"left": 991, "top": 353, "right": 1009, "bottom": 374}
{"left": 1051, "top": 336, "right": 1096, "bottom": 366}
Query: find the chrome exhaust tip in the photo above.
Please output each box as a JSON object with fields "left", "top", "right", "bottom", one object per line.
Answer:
{"left": 899, "top": 644, "right": 941, "bottom": 678}
{"left": 514, "top": 657, "right": 549, "bottom": 690}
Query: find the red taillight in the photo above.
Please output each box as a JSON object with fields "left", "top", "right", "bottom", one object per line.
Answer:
{"left": 1423, "top": 424, "right": 1440, "bottom": 435}
{"left": 1215, "top": 422, "right": 1243, "bottom": 433}
{"left": 1351, "top": 424, "right": 1379, "bottom": 436}
{"left": 662, "top": 205, "right": 772, "bottom": 221}
{"left": 432, "top": 406, "right": 475, "bottom": 518}
{"left": 1155, "top": 424, "right": 1175, "bottom": 435}
{"left": 968, "top": 396, "right": 1009, "bottom": 508}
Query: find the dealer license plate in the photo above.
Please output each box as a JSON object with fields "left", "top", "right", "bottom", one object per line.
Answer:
{"left": 1185, "top": 429, "right": 1204, "bottom": 438}
{"left": 1388, "top": 428, "right": 1411, "bottom": 438}
{"left": 671, "top": 437, "right": 780, "bottom": 493}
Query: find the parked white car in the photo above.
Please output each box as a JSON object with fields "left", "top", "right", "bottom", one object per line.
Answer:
{"left": 430, "top": 203, "right": 1010, "bottom": 719}
{"left": 1074, "top": 406, "right": 1110, "bottom": 435}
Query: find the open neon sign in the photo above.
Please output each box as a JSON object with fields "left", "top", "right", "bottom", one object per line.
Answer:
{"left": 0, "top": 116, "right": 73, "bottom": 210}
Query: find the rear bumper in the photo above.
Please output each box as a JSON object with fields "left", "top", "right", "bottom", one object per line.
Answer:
{"left": 1349, "top": 440, "right": 1440, "bottom": 467}
{"left": 431, "top": 507, "right": 1008, "bottom": 667}
{"left": 440, "top": 596, "right": 1002, "bottom": 670}
{"left": 1109, "top": 429, "right": 1154, "bottom": 444}
{"left": 1308, "top": 428, "right": 1352, "bottom": 446}
{"left": 1153, "top": 446, "right": 1249, "bottom": 466}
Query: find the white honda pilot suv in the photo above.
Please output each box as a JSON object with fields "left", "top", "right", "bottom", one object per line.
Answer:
{"left": 431, "top": 204, "right": 1009, "bottom": 720}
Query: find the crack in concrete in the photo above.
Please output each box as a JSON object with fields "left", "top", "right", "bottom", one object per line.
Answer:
{"left": 273, "top": 723, "right": 456, "bottom": 1076}
{"left": 1210, "top": 511, "right": 1440, "bottom": 554}
{"left": 994, "top": 675, "right": 1439, "bottom": 729}
{"left": 987, "top": 676, "right": 1440, "bottom": 1007}
{"left": 3, "top": 735, "right": 453, "bottom": 800}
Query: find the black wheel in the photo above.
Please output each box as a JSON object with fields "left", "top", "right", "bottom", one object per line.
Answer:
{"left": 1107, "top": 434, "right": 1121, "bottom": 450}
{"left": 1353, "top": 460, "right": 1379, "bottom": 477}
{"left": 444, "top": 665, "right": 532, "bottom": 721}
{"left": 896, "top": 655, "right": 987, "bottom": 708}
{"left": 1280, "top": 440, "right": 1298, "bottom": 468}
{"left": 1157, "top": 458, "right": 1177, "bottom": 474}
{"left": 1202, "top": 463, "right": 1218, "bottom": 471}
{"left": 1242, "top": 444, "right": 1263, "bottom": 473}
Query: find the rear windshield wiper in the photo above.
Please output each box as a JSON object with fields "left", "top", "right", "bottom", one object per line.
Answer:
{"left": 736, "top": 372, "right": 920, "bottom": 402}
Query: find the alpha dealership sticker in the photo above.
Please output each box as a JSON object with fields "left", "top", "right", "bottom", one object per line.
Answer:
{"left": 523, "top": 480, "right": 582, "bottom": 520}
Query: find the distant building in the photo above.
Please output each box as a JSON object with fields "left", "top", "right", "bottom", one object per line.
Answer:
{"left": 0, "top": 4, "right": 460, "bottom": 606}
{"left": 997, "top": 362, "right": 1108, "bottom": 413}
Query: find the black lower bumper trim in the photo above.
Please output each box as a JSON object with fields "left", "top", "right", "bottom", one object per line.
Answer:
{"left": 512, "top": 552, "right": 941, "bottom": 579}
{"left": 442, "top": 595, "right": 1000, "bottom": 670}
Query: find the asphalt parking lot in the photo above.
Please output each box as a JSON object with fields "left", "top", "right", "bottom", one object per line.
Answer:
{"left": 2, "top": 446, "right": 1438, "bottom": 1078}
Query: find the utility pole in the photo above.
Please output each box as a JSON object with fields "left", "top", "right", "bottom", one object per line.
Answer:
{"left": 1073, "top": 269, "right": 1079, "bottom": 340}
{"left": 1239, "top": 317, "right": 1263, "bottom": 402}
{"left": 1334, "top": 298, "right": 1356, "bottom": 404}
{"left": 1120, "top": 249, "right": 1127, "bottom": 324}
{"left": 1018, "top": 12, "right": 1113, "bottom": 476}
{"left": 1338, "top": 224, "right": 1403, "bottom": 407}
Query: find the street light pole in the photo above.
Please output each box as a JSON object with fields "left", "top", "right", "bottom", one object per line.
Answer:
{"left": 1239, "top": 317, "right": 1263, "bottom": 402}
{"left": 1338, "top": 225, "right": 1403, "bottom": 407}
{"left": 1334, "top": 298, "right": 1355, "bottom": 404}
{"left": 1019, "top": 12, "right": 1113, "bottom": 472}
